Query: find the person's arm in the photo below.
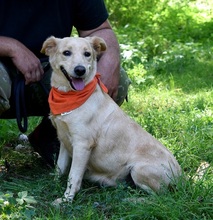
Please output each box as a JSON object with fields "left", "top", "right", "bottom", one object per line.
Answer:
{"left": 0, "top": 36, "right": 44, "bottom": 84}
{"left": 78, "top": 20, "right": 120, "bottom": 101}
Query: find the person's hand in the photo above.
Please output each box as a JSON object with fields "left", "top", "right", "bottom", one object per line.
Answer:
{"left": 10, "top": 40, "right": 44, "bottom": 84}
{"left": 0, "top": 37, "right": 44, "bottom": 84}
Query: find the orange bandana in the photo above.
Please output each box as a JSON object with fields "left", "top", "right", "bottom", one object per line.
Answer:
{"left": 48, "top": 74, "right": 108, "bottom": 115}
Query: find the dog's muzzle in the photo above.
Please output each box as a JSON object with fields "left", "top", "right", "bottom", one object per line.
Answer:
{"left": 60, "top": 65, "right": 85, "bottom": 91}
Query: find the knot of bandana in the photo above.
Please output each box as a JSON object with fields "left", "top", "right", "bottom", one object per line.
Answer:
{"left": 48, "top": 73, "right": 108, "bottom": 115}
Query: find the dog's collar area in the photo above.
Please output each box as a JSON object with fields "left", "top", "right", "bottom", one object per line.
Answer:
{"left": 60, "top": 65, "right": 75, "bottom": 90}
{"left": 48, "top": 73, "right": 108, "bottom": 115}
{"left": 60, "top": 110, "right": 73, "bottom": 116}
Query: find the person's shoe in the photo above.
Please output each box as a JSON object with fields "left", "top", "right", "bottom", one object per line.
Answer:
{"left": 28, "top": 117, "right": 60, "bottom": 167}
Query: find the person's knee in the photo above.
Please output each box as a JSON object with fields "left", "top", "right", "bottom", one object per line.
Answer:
{"left": 0, "top": 62, "right": 12, "bottom": 115}
{"left": 116, "top": 67, "right": 131, "bottom": 106}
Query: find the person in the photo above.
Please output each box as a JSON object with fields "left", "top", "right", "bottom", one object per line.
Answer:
{"left": 0, "top": 0, "right": 130, "bottom": 166}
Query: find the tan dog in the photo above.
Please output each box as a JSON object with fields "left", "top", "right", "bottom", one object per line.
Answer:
{"left": 41, "top": 36, "right": 181, "bottom": 203}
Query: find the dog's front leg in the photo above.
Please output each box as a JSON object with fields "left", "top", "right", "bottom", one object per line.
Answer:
{"left": 64, "top": 144, "right": 91, "bottom": 202}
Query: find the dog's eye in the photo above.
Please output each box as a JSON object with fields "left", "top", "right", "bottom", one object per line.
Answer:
{"left": 84, "top": 52, "right": 91, "bottom": 57}
{"left": 63, "top": 50, "right": 71, "bottom": 56}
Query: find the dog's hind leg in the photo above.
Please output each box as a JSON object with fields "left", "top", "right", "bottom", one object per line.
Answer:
{"left": 130, "top": 164, "right": 162, "bottom": 193}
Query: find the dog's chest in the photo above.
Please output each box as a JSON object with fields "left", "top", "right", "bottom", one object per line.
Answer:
{"left": 50, "top": 110, "right": 93, "bottom": 139}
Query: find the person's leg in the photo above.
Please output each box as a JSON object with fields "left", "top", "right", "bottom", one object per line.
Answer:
{"left": 116, "top": 67, "right": 131, "bottom": 106}
{"left": 28, "top": 117, "right": 59, "bottom": 167}
{"left": 27, "top": 62, "right": 60, "bottom": 167}
{"left": 0, "top": 61, "right": 12, "bottom": 116}
{"left": 0, "top": 60, "right": 60, "bottom": 166}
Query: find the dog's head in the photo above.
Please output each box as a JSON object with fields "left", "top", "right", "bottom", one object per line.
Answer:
{"left": 41, "top": 36, "right": 106, "bottom": 91}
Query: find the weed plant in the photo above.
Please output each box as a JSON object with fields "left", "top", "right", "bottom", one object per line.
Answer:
{"left": 0, "top": 0, "right": 212, "bottom": 219}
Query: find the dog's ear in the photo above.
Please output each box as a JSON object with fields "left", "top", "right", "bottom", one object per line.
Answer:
{"left": 88, "top": 37, "right": 107, "bottom": 53}
{"left": 41, "top": 36, "right": 58, "bottom": 56}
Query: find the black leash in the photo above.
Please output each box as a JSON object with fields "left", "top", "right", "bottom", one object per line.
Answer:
{"left": 15, "top": 63, "right": 51, "bottom": 133}
{"left": 14, "top": 74, "right": 28, "bottom": 133}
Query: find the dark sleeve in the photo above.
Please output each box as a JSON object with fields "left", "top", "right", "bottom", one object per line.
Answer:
{"left": 72, "top": 0, "right": 109, "bottom": 30}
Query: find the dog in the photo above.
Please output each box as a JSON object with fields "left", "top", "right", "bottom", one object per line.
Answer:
{"left": 41, "top": 36, "right": 181, "bottom": 203}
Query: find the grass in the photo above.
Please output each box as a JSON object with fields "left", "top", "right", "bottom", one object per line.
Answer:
{"left": 0, "top": 0, "right": 213, "bottom": 219}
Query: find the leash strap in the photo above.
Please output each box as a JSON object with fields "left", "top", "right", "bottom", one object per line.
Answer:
{"left": 15, "top": 62, "right": 51, "bottom": 133}
{"left": 15, "top": 75, "right": 28, "bottom": 133}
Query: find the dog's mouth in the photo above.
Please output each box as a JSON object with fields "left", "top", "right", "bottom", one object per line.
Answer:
{"left": 72, "top": 77, "right": 85, "bottom": 91}
{"left": 60, "top": 66, "right": 85, "bottom": 91}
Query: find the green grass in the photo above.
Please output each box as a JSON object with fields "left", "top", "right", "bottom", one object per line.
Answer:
{"left": 0, "top": 0, "right": 213, "bottom": 219}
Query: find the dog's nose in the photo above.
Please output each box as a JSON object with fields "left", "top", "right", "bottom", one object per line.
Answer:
{"left": 74, "top": 66, "right": 86, "bottom": 76}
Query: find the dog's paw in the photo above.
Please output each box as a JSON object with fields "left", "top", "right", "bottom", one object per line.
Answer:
{"left": 52, "top": 198, "right": 64, "bottom": 208}
{"left": 52, "top": 196, "right": 73, "bottom": 207}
